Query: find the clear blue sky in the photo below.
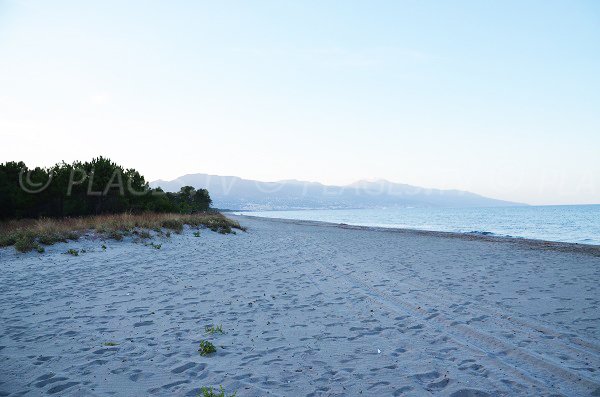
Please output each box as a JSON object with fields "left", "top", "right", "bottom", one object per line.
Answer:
{"left": 1, "top": 0, "right": 599, "bottom": 205}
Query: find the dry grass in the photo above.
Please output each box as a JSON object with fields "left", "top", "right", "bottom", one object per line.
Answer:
{"left": 0, "top": 212, "right": 245, "bottom": 252}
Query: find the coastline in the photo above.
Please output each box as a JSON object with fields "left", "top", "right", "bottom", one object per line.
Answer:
{"left": 1, "top": 215, "right": 599, "bottom": 396}
{"left": 232, "top": 214, "right": 600, "bottom": 257}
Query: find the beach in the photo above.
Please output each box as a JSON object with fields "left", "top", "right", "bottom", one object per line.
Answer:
{"left": 1, "top": 215, "right": 599, "bottom": 396}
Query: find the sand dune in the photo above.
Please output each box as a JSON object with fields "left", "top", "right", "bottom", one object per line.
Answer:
{"left": 0, "top": 215, "right": 599, "bottom": 396}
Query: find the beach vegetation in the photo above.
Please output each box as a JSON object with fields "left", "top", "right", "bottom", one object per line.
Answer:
{"left": 161, "top": 219, "right": 184, "bottom": 233}
{"left": 14, "top": 232, "right": 37, "bottom": 252}
{"left": 193, "top": 231, "right": 201, "bottom": 237}
{"left": 198, "top": 340, "right": 217, "bottom": 356}
{"left": 0, "top": 157, "right": 245, "bottom": 253}
{"left": 1, "top": 212, "right": 244, "bottom": 252}
{"left": 0, "top": 157, "right": 212, "bottom": 220}
{"left": 66, "top": 249, "right": 79, "bottom": 256}
{"left": 103, "top": 342, "right": 118, "bottom": 346}
{"left": 0, "top": 234, "right": 17, "bottom": 248}
{"left": 205, "top": 324, "right": 224, "bottom": 335}
{"left": 200, "top": 386, "right": 236, "bottom": 397}
{"left": 38, "top": 232, "right": 66, "bottom": 245}
{"left": 108, "top": 230, "right": 124, "bottom": 241}
{"left": 135, "top": 230, "right": 152, "bottom": 239}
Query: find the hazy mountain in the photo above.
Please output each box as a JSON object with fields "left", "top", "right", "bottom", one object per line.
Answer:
{"left": 150, "top": 174, "right": 524, "bottom": 210}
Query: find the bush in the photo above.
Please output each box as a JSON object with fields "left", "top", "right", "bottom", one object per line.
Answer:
{"left": 218, "top": 225, "right": 232, "bottom": 234}
{"left": 65, "top": 231, "right": 79, "bottom": 240}
{"left": 198, "top": 340, "right": 216, "bottom": 356}
{"left": 0, "top": 234, "right": 17, "bottom": 248}
{"left": 38, "top": 232, "right": 66, "bottom": 245}
{"left": 205, "top": 324, "right": 223, "bottom": 335}
{"left": 162, "top": 219, "right": 183, "bottom": 233}
{"left": 14, "top": 233, "right": 37, "bottom": 253}
{"left": 108, "top": 230, "right": 124, "bottom": 241}
{"left": 201, "top": 386, "right": 236, "bottom": 397}
{"left": 135, "top": 230, "right": 152, "bottom": 239}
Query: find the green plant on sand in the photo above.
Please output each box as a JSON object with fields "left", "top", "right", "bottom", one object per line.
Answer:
{"left": 198, "top": 340, "right": 216, "bottom": 356}
{"left": 14, "top": 233, "right": 38, "bottom": 253}
{"left": 161, "top": 219, "right": 184, "bottom": 233}
{"left": 144, "top": 242, "right": 161, "bottom": 249}
{"left": 200, "top": 386, "right": 236, "bottom": 397}
{"left": 135, "top": 230, "right": 152, "bottom": 239}
{"left": 205, "top": 324, "right": 224, "bottom": 335}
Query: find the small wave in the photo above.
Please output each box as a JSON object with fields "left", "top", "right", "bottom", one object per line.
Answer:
{"left": 466, "top": 230, "right": 495, "bottom": 236}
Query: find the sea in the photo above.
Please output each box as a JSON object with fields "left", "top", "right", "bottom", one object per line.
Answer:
{"left": 235, "top": 205, "right": 600, "bottom": 245}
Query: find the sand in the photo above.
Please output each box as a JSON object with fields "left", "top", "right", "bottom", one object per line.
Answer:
{"left": 0, "top": 215, "right": 599, "bottom": 396}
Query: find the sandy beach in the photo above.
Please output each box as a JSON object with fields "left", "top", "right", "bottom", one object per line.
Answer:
{"left": 1, "top": 215, "right": 599, "bottom": 396}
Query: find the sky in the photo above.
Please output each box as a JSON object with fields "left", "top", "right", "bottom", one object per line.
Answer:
{"left": 0, "top": 0, "right": 599, "bottom": 205}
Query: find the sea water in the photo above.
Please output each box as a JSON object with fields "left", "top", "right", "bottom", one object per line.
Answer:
{"left": 237, "top": 205, "right": 600, "bottom": 245}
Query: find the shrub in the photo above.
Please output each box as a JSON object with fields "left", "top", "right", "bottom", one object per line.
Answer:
{"left": 218, "top": 225, "right": 232, "bottom": 234}
{"left": 201, "top": 386, "right": 236, "bottom": 397}
{"left": 205, "top": 324, "right": 224, "bottom": 335}
{"left": 38, "top": 232, "right": 66, "bottom": 245}
{"left": 0, "top": 234, "right": 17, "bottom": 248}
{"left": 162, "top": 219, "right": 183, "bottom": 233}
{"left": 14, "top": 233, "right": 37, "bottom": 253}
{"left": 65, "top": 231, "right": 80, "bottom": 240}
{"left": 137, "top": 230, "right": 152, "bottom": 239}
{"left": 108, "top": 230, "right": 124, "bottom": 241}
{"left": 198, "top": 340, "right": 216, "bottom": 356}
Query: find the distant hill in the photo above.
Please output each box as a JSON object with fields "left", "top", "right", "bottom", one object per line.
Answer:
{"left": 150, "top": 174, "right": 524, "bottom": 210}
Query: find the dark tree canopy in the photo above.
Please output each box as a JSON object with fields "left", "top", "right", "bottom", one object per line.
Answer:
{"left": 0, "top": 157, "right": 212, "bottom": 220}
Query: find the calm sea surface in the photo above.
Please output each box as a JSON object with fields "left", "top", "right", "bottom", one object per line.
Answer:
{"left": 236, "top": 205, "right": 600, "bottom": 245}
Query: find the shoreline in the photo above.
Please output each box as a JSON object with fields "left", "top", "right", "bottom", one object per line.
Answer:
{"left": 1, "top": 215, "right": 599, "bottom": 396}
{"left": 232, "top": 214, "right": 600, "bottom": 256}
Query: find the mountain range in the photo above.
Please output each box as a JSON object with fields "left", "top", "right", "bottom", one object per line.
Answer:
{"left": 150, "top": 173, "right": 523, "bottom": 210}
